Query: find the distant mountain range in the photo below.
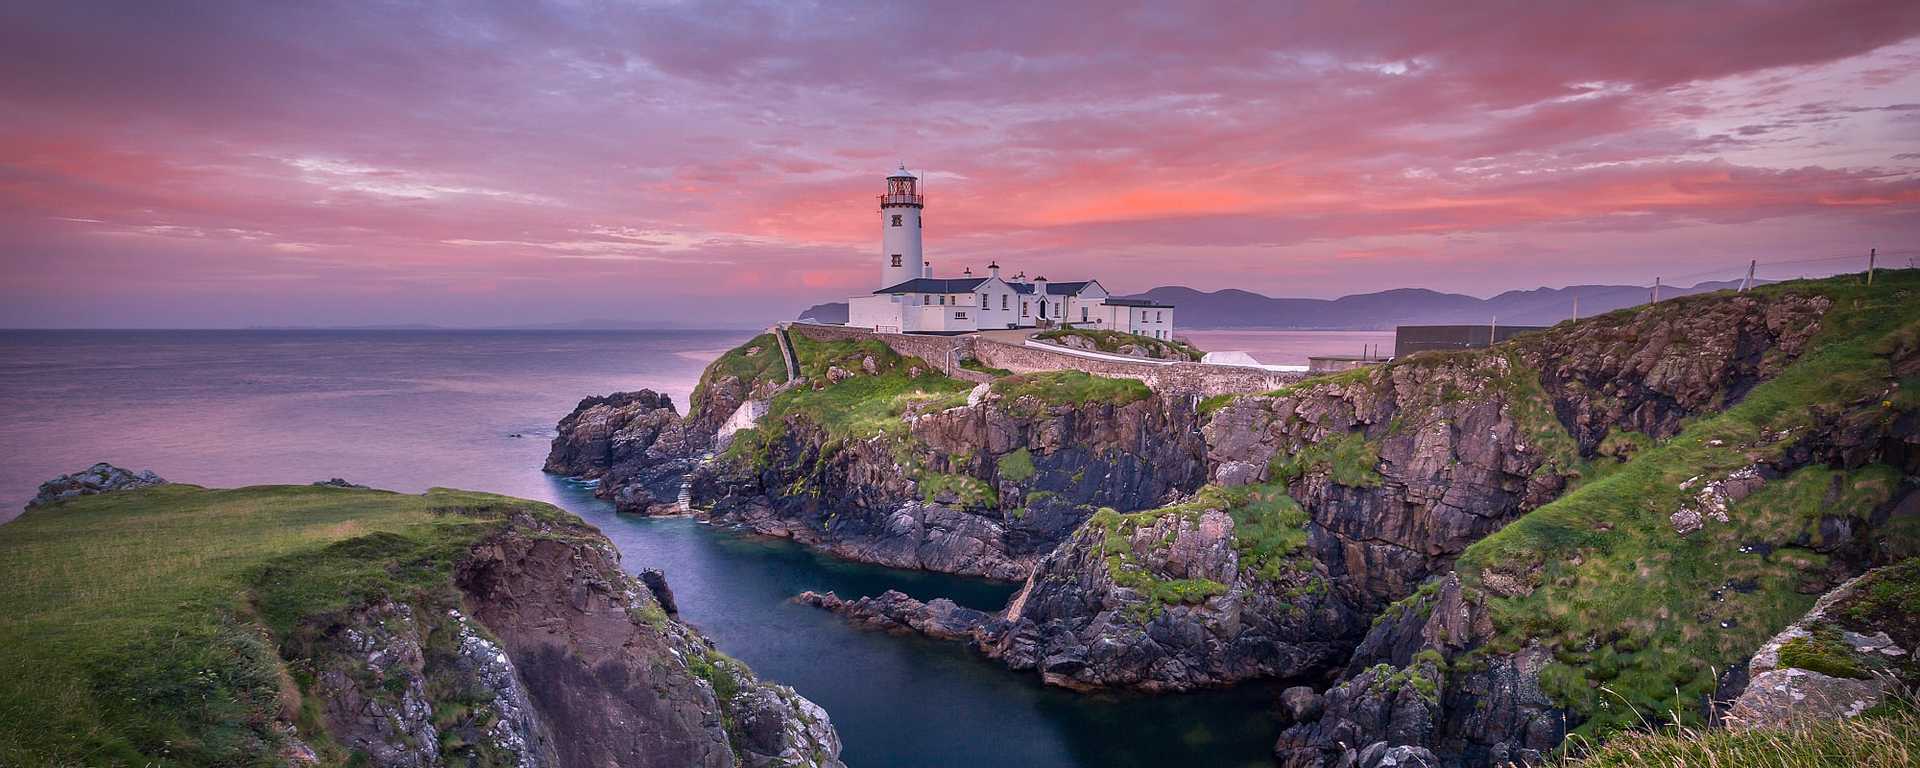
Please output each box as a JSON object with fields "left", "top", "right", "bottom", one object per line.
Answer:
{"left": 795, "top": 280, "right": 1753, "bottom": 330}
{"left": 243, "top": 318, "right": 760, "bottom": 331}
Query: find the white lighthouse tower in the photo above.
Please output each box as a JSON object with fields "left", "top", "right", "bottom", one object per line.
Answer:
{"left": 878, "top": 165, "right": 924, "bottom": 288}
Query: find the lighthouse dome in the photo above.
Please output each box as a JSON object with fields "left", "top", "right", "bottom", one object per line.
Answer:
{"left": 886, "top": 165, "right": 918, "bottom": 179}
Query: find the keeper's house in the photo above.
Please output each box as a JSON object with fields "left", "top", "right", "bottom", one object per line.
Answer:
{"left": 844, "top": 166, "right": 1175, "bottom": 339}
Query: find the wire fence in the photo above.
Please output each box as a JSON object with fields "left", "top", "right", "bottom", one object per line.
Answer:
{"left": 1656, "top": 247, "right": 1918, "bottom": 287}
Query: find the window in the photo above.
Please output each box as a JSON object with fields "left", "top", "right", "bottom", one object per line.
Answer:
{"left": 980, "top": 293, "right": 988, "bottom": 308}
{"left": 1081, "top": 306, "right": 1088, "bottom": 322}
{"left": 1054, "top": 301, "right": 1061, "bottom": 316}
{"left": 955, "top": 311, "right": 967, "bottom": 319}
{"left": 1156, "top": 311, "right": 1163, "bottom": 322}
{"left": 891, "top": 214, "right": 903, "bottom": 227}
{"left": 1001, "top": 295, "right": 1009, "bottom": 310}
{"left": 891, "top": 254, "right": 903, "bottom": 267}
{"left": 1021, "top": 301, "right": 1029, "bottom": 317}
{"left": 938, "top": 295, "right": 946, "bottom": 305}
{"left": 922, "top": 295, "right": 930, "bottom": 305}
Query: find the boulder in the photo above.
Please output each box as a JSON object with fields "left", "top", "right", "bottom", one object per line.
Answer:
{"left": 28, "top": 462, "right": 166, "bottom": 509}
{"left": 1280, "top": 686, "right": 1325, "bottom": 725}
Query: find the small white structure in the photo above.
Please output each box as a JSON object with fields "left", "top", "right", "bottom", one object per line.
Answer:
{"left": 845, "top": 165, "right": 1176, "bottom": 338}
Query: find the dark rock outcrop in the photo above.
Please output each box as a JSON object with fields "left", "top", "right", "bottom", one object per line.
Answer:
{"left": 544, "top": 390, "right": 710, "bottom": 514}
{"left": 1727, "top": 561, "right": 1919, "bottom": 731}
{"left": 976, "top": 498, "right": 1362, "bottom": 691}
{"left": 27, "top": 462, "right": 166, "bottom": 508}
{"left": 285, "top": 507, "right": 844, "bottom": 768}
{"left": 312, "top": 478, "right": 369, "bottom": 489}
{"left": 794, "top": 589, "right": 989, "bottom": 640}
{"left": 452, "top": 512, "right": 843, "bottom": 768}
{"left": 1204, "top": 292, "right": 1830, "bottom": 615}
{"left": 696, "top": 389, "right": 1207, "bottom": 579}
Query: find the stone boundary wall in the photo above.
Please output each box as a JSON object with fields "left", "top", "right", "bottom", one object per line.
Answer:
{"left": 785, "top": 323, "right": 1301, "bottom": 397}
{"left": 974, "top": 340, "right": 1300, "bottom": 397}
{"left": 786, "top": 323, "right": 977, "bottom": 376}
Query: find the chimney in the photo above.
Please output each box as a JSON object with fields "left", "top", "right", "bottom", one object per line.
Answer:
{"left": 988, "top": 261, "right": 1001, "bottom": 279}
{"left": 922, "top": 260, "right": 932, "bottom": 279}
{"left": 963, "top": 266, "right": 973, "bottom": 276}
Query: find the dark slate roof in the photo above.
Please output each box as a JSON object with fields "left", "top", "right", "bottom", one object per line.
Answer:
{"left": 1008, "top": 279, "right": 1098, "bottom": 296}
{"left": 874, "top": 277, "right": 989, "bottom": 294}
{"left": 1102, "top": 297, "right": 1175, "bottom": 308}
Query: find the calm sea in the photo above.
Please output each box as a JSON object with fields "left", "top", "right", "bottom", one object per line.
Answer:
{"left": 0, "top": 329, "right": 1367, "bottom": 768}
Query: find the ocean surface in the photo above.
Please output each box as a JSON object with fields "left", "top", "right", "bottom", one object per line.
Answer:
{"left": 0, "top": 329, "right": 1375, "bottom": 767}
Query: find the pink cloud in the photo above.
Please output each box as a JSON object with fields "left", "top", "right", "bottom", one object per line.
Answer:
{"left": 1, "top": 1, "right": 1918, "bottom": 326}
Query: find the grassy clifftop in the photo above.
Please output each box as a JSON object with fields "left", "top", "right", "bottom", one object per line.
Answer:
{"left": 0, "top": 484, "right": 567, "bottom": 765}
{"left": 1453, "top": 270, "right": 1920, "bottom": 738}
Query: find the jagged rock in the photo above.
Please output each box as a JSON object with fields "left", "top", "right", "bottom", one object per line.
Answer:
{"left": 1280, "top": 686, "right": 1325, "bottom": 725}
{"left": 641, "top": 568, "right": 680, "bottom": 616}
{"left": 1358, "top": 743, "right": 1440, "bottom": 768}
{"left": 1726, "top": 668, "right": 1885, "bottom": 730}
{"left": 1726, "top": 563, "right": 1917, "bottom": 731}
{"left": 978, "top": 499, "right": 1362, "bottom": 691}
{"left": 794, "top": 589, "right": 989, "bottom": 640}
{"left": 697, "top": 391, "right": 1206, "bottom": 579}
{"left": 27, "top": 462, "right": 166, "bottom": 508}
{"left": 456, "top": 514, "right": 844, "bottom": 768}
{"left": 312, "top": 478, "right": 368, "bottom": 489}
{"left": 544, "top": 390, "right": 710, "bottom": 514}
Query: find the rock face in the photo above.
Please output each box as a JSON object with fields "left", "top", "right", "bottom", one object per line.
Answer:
{"left": 27, "top": 462, "right": 166, "bottom": 508}
{"left": 290, "top": 509, "right": 845, "bottom": 768}
{"left": 543, "top": 390, "right": 711, "bottom": 514}
{"left": 975, "top": 495, "right": 1362, "bottom": 691}
{"left": 454, "top": 514, "right": 844, "bottom": 768}
{"left": 1514, "top": 293, "right": 1828, "bottom": 454}
{"left": 794, "top": 590, "right": 990, "bottom": 640}
{"left": 696, "top": 390, "right": 1207, "bottom": 579}
{"left": 1275, "top": 574, "right": 1565, "bottom": 768}
{"left": 1726, "top": 562, "right": 1918, "bottom": 731}
{"left": 1270, "top": 287, "right": 1918, "bottom": 767}
{"left": 1204, "top": 292, "right": 1830, "bottom": 614}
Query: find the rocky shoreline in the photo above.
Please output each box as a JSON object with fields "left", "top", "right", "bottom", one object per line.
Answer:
{"left": 548, "top": 274, "right": 1920, "bottom": 766}
{"left": 16, "top": 467, "right": 846, "bottom": 768}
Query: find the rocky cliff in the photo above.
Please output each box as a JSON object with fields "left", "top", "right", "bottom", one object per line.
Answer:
{"left": 1271, "top": 277, "right": 1918, "bottom": 766}
{"left": 545, "top": 390, "right": 711, "bottom": 514}
{"left": 1, "top": 482, "right": 844, "bottom": 768}
{"left": 546, "top": 272, "right": 1917, "bottom": 766}
{"left": 693, "top": 360, "right": 1208, "bottom": 579}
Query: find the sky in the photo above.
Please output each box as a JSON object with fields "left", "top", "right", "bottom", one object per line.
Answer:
{"left": 2, "top": 1, "right": 1918, "bottom": 329}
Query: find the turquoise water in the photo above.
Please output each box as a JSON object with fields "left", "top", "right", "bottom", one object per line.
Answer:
{"left": 0, "top": 330, "right": 1284, "bottom": 766}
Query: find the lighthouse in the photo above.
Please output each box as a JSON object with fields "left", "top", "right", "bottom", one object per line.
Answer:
{"left": 878, "top": 165, "right": 923, "bottom": 288}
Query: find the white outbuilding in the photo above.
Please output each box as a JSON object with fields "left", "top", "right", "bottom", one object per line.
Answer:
{"left": 843, "top": 165, "right": 1175, "bottom": 338}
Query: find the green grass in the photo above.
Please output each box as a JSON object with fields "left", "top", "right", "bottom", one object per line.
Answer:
{"left": 1083, "top": 482, "right": 1315, "bottom": 620}
{"left": 1447, "top": 269, "right": 1920, "bottom": 739}
{"left": 1559, "top": 705, "right": 1919, "bottom": 768}
{"left": 0, "top": 484, "right": 581, "bottom": 767}
{"left": 1223, "top": 484, "right": 1311, "bottom": 582}
{"left": 959, "top": 357, "right": 1013, "bottom": 377}
{"left": 688, "top": 332, "right": 787, "bottom": 421}
{"left": 1269, "top": 431, "right": 1383, "bottom": 488}
{"left": 996, "top": 448, "right": 1036, "bottom": 483}
{"left": 1777, "top": 627, "right": 1870, "bottom": 679}
{"left": 1843, "top": 558, "right": 1920, "bottom": 627}
{"left": 719, "top": 340, "right": 974, "bottom": 472}
{"left": 918, "top": 471, "right": 999, "bottom": 508}
{"left": 1034, "top": 328, "right": 1204, "bottom": 361}
{"left": 991, "top": 370, "right": 1152, "bottom": 412}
